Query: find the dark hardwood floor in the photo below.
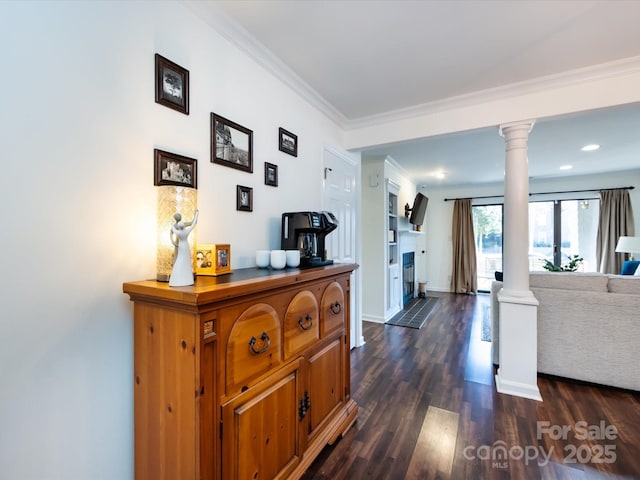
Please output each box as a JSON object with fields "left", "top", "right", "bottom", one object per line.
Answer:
{"left": 302, "top": 293, "right": 640, "bottom": 480}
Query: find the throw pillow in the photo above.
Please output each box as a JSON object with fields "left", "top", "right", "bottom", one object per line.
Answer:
{"left": 621, "top": 260, "right": 640, "bottom": 275}
{"left": 635, "top": 263, "right": 640, "bottom": 276}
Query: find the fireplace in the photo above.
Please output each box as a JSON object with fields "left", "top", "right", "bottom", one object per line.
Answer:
{"left": 402, "top": 252, "right": 415, "bottom": 305}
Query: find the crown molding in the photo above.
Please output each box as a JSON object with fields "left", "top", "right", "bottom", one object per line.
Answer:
{"left": 181, "top": 1, "right": 640, "bottom": 134}
{"left": 346, "top": 55, "right": 640, "bottom": 130}
{"left": 384, "top": 155, "right": 413, "bottom": 184}
{"left": 183, "top": 1, "right": 349, "bottom": 128}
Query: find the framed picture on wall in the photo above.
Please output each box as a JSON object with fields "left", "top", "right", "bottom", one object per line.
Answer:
{"left": 211, "top": 113, "right": 253, "bottom": 173}
{"left": 236, "top": 185, "right": 253, "bottom": 212}
{"left": 155, "top": 54, "right": 189, "bottom": 115}
{"left": 153, "top": 149, "right": 197, "bottom": 188}
{"left": 278, "top": 127, "right": 297, "bottom": 157}
{"left": 264, "top": 162, "right": 278, "bottom": 187}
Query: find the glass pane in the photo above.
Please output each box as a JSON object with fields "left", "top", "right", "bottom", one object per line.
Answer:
{"left": 561, "top": 199, "right": 599, "bottom": 272}
{"left": 528, "top": 202, "right": 554, "bottom": 271}
{"left": 472, "top": 205, "right": 502, "bottom": 291}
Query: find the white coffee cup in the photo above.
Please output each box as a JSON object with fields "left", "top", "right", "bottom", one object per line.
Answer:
{"left": 286, "top": 250, "right": 300, "bottom": 268}
{"left": 270, "top": 250, "right": 286, "bottom": 269}
{"left": 256, "top": 250, "right": 270, "bottom": 268}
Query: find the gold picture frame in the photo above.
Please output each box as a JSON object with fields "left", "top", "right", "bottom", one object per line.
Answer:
{"left": 196, "top": 244, "right": 232, "bottom": 276}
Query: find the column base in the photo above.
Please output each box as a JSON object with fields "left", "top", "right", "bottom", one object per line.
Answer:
{"left": 496, "top": 290, "right": 542, "bottom": 402}
{"left": 495, "top": 371, "right": 542, "bottom": 401}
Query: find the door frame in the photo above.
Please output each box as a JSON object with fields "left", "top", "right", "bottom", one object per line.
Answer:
{"left": 321, "top": 145, "right": 363, "bottom": 348}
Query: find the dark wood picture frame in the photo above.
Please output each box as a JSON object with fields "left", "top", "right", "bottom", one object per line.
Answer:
{"left": 236, "top": 185, "right": 253, "bottom": 212}
{"left": 211, "top": 113, "right": 253, "bottom": 173}
{"left": 154, "top": 148, "right": 197, "bottom": 188}
{"left": 155, "top": 54, "right": 189, "bottom": 115}
{"left": 278, "top": 127, "right": 298, "bottom": 157}
{"left": 264, "top": 162, "right": 278, "bottom": 187}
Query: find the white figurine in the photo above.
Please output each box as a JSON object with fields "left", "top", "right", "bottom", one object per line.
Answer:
{"left": 169, "top": 210, "right": 199, "bottom": 286}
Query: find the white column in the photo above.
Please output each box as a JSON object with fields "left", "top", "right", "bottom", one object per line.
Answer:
{"left": 495, "top": 120, "right": 542, "bottom": 401}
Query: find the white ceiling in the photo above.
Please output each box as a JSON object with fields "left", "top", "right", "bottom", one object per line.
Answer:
{"left": 205, "top": 0, "right": 640, "bottom": 187}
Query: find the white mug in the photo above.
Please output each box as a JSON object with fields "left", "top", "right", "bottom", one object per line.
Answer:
{"left": 286, "top": 250, "right": 300, "bottom": 267}
{"left": 270, "top": 250, "right": 286, "bottom": 269}
{"left": 256, "top": 250, "right": 270, "bottom": 268}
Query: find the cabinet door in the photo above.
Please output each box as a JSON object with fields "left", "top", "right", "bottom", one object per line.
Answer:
{"left": 319, "top": 281, "right": 345, "bottom": 337}
{"left": 226, "top": 303, "right": 281, "bottom": 396}
{"left": 284, "top": 290, "right": 319, "bottom": 360}
{"left": 306, "top": 337, "right": 344, "bottom": 442}
{"left": 221, "top": 359, "right": 304, "bottom": 480}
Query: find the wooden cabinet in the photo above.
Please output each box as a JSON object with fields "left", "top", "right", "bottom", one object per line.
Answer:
{"left": 123, "top": 263, "right": 358, "bottom": 480}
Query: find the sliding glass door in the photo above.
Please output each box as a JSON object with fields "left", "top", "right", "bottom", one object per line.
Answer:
{"left": 529, "top": 199, "right": 600, "bottom": 272}
{"left": 472, "top": 198, "right": 599, "bottom": 291}
{"left": 472, "top": 205, "right": 503, "bottom": 291}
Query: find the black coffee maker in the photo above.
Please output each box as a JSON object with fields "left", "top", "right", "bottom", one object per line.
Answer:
{"left": 281, "top": 211, "right": 338, "bottom": 268}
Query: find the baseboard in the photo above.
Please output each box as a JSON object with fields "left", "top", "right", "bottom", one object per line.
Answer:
{"left": 362, "top": 315, "right": 385, "bottom": 324}
{"left": 495, "top": 371, "right": 543, "bottom": 401}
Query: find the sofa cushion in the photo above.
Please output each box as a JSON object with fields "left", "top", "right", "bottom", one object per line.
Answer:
{"left": 607, "top": 275, "right": 640, "bottom": 295}
{"left": 529, "top": 271, "right": 609, "bottom": 292}
{"left": 621, "top": 260, "right": 640, "bottom": 275}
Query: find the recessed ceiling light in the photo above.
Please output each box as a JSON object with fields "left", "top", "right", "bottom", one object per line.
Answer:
{"left": 560, "top": 165, "right": 573, "bottom": 170}
{"left": 434, "top": 171, "right": 446, "bottom": 179}
{"left": 581, "top": 144, "right": 600, "bottom": 152}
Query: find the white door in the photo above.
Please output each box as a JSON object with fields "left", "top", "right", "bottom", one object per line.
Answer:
{"left": 322, "top": 146, "right": 362, "bottom": 348}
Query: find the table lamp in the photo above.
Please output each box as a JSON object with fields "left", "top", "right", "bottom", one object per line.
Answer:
{"left": 157, "top": 185, "right": 197, "bottom": 281}
{"left": 615, "top": 236, "right": 640, "bottom": 260}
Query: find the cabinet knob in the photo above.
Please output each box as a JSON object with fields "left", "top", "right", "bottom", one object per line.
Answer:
{"left": 298, "top": 313, "right": 313, "bottom": 330}
{"left": 248, "top": 331, "right": 271, "bottom": 355}
{"left": 329, "top": 301, "right": 342, "bottom": 315}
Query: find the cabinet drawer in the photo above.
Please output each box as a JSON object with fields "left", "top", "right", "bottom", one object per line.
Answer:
{"left": 284, "top": 290, "right": 319, "bottom": 360}
{"left": 226, "top": 303, "right": 281, "bottom": 394}
{"left": 320, "top": 281, "right": 345, "bottom": 337}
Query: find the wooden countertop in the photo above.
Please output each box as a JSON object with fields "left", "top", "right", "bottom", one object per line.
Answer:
{"left": 123, "top": 263, "right": 358, "bottom": 307}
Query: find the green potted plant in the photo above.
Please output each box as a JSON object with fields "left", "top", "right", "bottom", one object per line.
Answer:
{"left": 543, "top": 254, "right": 583, "bottom": 272}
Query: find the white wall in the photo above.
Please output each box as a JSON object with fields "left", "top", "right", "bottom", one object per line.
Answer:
{"left": 0, "top": 2, "right": 355, "bottom": 479}
{"left": 360, "top": 158, "right": 386, "bottom": 320}
{"left": 422, "top": 169, "right": 640, "bottom": 291}
{"left": 361, "top": 156, "right": 416, "bottom": 321}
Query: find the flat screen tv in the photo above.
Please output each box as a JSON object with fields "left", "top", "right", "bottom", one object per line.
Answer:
{"left": 408, "top": 193, "right": 428, "bottom": 226}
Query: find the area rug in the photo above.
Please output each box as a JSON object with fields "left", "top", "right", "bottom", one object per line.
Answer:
{"left": 386, "top": 296, "right": 440, "bottom": 329}
{"left": 481, "top": 303, "right": 492, "bottom": 342}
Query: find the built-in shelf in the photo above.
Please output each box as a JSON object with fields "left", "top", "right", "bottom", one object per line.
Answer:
{"left": 387, "top": 181, "right": 401, "bottom": 317}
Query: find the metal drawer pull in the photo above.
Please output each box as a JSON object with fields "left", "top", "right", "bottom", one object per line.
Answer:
{"left": 298, "top": 313, "right": 313, "bottom": 331}
{"left": 248, "top": 331, "right": 271, "bottom": 354}
{"left": 329, "top": 301, "right": 342, "bottom": 315}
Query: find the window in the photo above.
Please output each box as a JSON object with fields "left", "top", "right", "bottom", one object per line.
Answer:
{"left": 473, "top": 197, "right": 599, "bottom": 291}
{"left": 529, "top": 199, "right": 599, "bottom": 272}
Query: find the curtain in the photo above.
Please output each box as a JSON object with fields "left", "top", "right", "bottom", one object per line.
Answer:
{"left": 451, "top": 199, "right": 478, "bottom": 293}
{"left": 596, "top": 189, "right": 635, "bottom": 274}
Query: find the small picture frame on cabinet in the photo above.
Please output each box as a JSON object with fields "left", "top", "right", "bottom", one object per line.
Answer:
{"left": 196, "top": 243, "right": 232, "bottom": 276}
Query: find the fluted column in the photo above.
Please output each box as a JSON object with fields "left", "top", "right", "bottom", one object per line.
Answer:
{"left": 495, "top": 120, "right": 541, "bottom": 402}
